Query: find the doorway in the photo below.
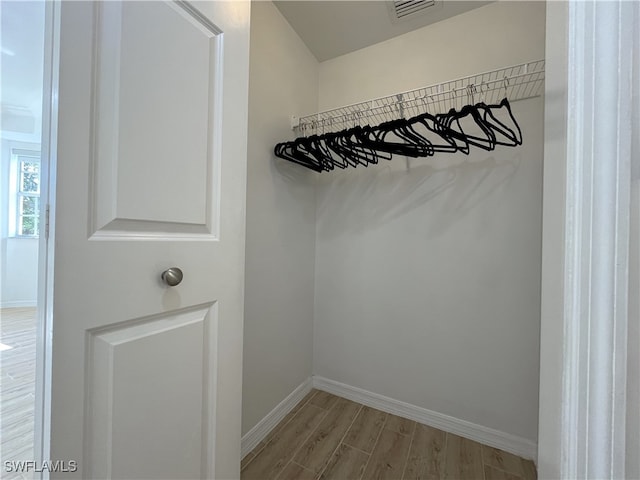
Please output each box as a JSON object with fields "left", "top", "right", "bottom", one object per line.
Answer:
{"left": 1, "top": 1, "right": 47, "bottom": 476}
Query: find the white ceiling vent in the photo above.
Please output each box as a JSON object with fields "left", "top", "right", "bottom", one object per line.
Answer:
{"left": 388, "top": 0, "right": 438, "bottom": 22}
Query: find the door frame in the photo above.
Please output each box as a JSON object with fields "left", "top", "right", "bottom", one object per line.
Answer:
{"left": 539, "top": 1, "right": 637, "bottom": 478}
{"left": 34, "top": 0, "right": 59, "bottom": 475}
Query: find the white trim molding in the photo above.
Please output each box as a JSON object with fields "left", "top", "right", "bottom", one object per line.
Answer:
{"left": 0, "top": 300, "right": 37, "bottom": 309}
{"left": 563, "top": 2, "right": 635, "bottom": 479}
{"left": 541, "top": 1, "right": 637, "bottom": 478}
{"left": 312, "top": 376, "right": 537, "bottom": 461}
{"left": 240, "top": 378, "right": 313, "bottom": 459}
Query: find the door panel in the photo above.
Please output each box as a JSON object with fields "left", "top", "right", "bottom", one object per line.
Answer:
{"left": 88, "top": 305, "right": 215, "bottom": 479}
{"left": 51, "top": 1, "right": 250, "bottom": 478}
{"left": 91, "top": 2, "right": 222, "bottom": 237}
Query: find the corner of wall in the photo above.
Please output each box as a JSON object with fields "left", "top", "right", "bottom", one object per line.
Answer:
{"left": 242, "top": 0, "right": 320, "bottom": 436}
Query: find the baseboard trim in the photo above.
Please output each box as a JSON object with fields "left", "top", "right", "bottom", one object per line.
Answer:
{"left": 312, "top": 376, "right": 537, "bottom": 461}
{"left": 0, "top": 301, "right": 37, "bottom": 309}
{"left": 241, "top": 377, "right": 313, "bottom": 459}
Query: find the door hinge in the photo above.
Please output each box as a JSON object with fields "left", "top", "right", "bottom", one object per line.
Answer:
{"left": 45, "top": 204, "right": 50, "bottom": 240}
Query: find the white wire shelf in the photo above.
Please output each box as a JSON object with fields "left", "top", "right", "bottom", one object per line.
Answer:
{"left": 293, "top": 59, "right": 545, "bottom": 136}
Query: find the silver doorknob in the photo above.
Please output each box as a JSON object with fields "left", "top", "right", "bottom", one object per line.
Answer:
{"left": 161, "top": 267, "right": 183, "bottom": 287}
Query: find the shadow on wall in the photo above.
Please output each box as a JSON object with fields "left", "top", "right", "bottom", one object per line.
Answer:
{"left": 272, "top": 150, "right": 318, "bottom": 186}
{"left": 299, "top": 151, "right": 522, "bottom": 238}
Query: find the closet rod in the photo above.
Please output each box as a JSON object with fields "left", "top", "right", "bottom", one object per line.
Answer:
{"left": 292, "top": 59, "right": 545, "bottom": 135}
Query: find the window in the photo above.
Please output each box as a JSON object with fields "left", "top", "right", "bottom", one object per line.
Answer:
{"left": 13, "top": 150, "right": 41, "bottom": 237}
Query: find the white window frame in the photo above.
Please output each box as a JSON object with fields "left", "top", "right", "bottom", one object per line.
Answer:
{"left": 9, "top": 148, "right": 42, "bottom": 238}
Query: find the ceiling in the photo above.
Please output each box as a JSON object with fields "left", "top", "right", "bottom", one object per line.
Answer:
{"left": 274, "top": 1, "right": 492, "bottom": 62}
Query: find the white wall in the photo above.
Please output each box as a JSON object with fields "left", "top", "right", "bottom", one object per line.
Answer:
{"left": 242, "top": 1, "right": 318, "bottom": 435}
{"left": 1, "top": 138, "right": 40, "bottom": 308}
{"left": 319, "top": 2, "right": 546, "bottom": 111}
{"left": 314, "top": 1, "right": 545, "bottom": 446}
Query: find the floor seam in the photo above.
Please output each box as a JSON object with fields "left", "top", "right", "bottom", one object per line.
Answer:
{"left": 483, "top": 463, "right": 526, "bottom": 479}
{"left": 340, "top": 441, "right": 372, "bottom": 456}
{"left": 480, "top": 434, "right": 487, "bottom": 480}
{"left": 358, "top": 410, "right": 389, "bottom": 478}
{"left": 245, "top": 389, "right": 320, "bottom": 468}
{"left": 400, "top": 421, "right": 417, "bottom": 479}
{"left": 283, "top": 405, "right": 331, "bottom": 476}
{"left": 315, "top": 403, "right": 364, "bottom": 479}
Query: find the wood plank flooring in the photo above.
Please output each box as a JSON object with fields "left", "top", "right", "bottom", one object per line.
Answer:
{"left": 242, "top": 390, "right": 537, "bottom": 480}
{"left": 1, "top": 308, "right": 37, "bottom": 480}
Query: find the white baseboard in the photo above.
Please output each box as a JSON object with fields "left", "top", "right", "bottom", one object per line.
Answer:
{"left": 0, "top": 301, "right": 37, "bottom": 309}
{"left": 312, "top": 376, "right": 537, "bottom": 461}
{"left": 241, "top": 378, "right": 313, "bottom": 459}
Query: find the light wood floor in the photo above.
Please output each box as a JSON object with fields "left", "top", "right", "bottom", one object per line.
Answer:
{"left": 241, "top": 390, "right": 537, "bottom": 480}
{"left": 1, "top": 307, "right": 37, "bottom": 480}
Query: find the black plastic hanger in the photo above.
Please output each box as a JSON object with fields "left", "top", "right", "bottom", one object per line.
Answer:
{"left": 476, "top": 98, "right": 523, "bottom": 146}
{"left": 436, "top": 104, "right": 495, "bottom": 152}
{"left": 406, "top": 112, "right": 463, "bottom": 154}
{"left": 357, "top": 119, "right": 433, "bottom": 158}
{"left": 274, "top": 141, "right": 323, "bottom": 172}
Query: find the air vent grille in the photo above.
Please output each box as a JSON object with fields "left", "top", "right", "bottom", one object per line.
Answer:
{"left": 391, "top": 0, "right": 436, "bottom": 19}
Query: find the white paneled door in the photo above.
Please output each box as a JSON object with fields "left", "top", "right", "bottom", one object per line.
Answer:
{"left": 50, "top": 1, "right": 250, "bottom": 478}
